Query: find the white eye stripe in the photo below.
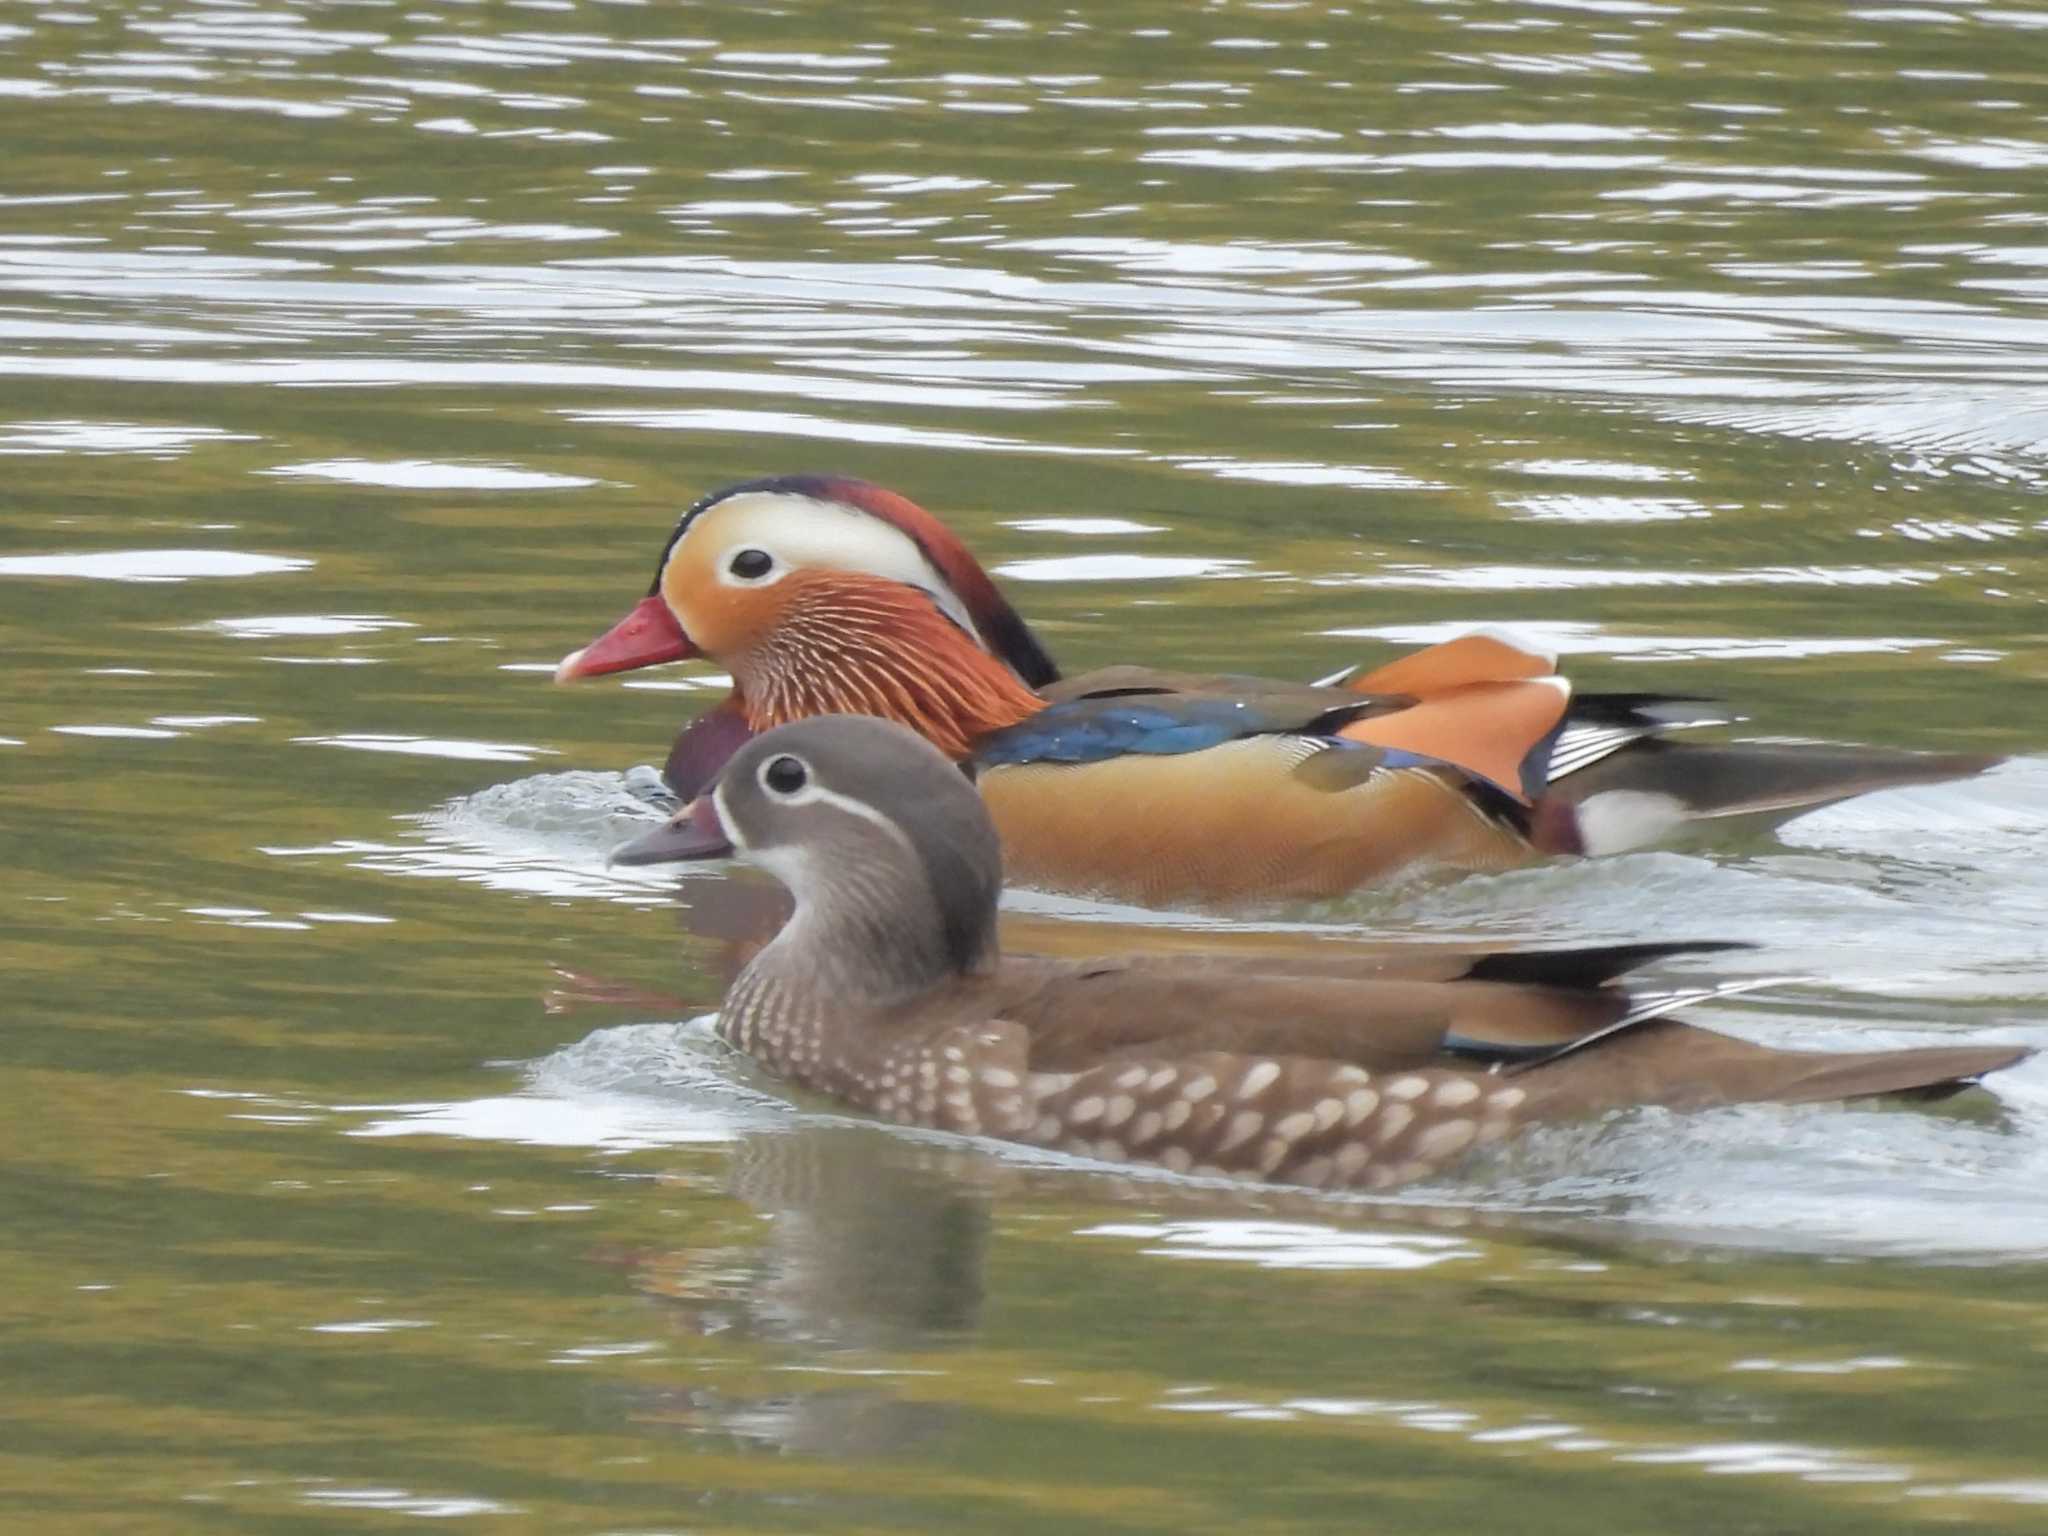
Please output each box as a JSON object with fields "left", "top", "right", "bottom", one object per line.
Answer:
{"left": 750, "top": 770, "right": 916, "bottom": 856}
{"left": 682, "top": 491, "right": 981, "bottom": 641}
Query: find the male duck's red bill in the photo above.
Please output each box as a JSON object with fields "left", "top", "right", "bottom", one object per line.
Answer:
{"left": 556, "top": 593, "right": 692, "bottom": 681}
{"left": 559, "top": 473, "right": 1999, "bottom": 910}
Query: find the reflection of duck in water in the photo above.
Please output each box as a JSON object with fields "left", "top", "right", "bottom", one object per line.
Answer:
{"left": 615, "top": 1125, "right": 991, "bottom": 1457}
{"left": 615, "top": 714, "right": 2026, "bottom": 1194}
{"left": 561, "top": 474, "right": 1996, "bottom": 909}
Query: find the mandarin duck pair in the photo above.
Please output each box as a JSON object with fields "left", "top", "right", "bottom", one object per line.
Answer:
{"left": 560, "top": 475, "right": 2025, "bottom": 1192}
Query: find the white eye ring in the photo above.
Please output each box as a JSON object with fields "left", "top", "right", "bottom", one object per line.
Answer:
{"left": 759, "top": 754, "right": 809, "bottom": 797}
{"left": 722, "top": 546, "right": 779, "bottom": 585}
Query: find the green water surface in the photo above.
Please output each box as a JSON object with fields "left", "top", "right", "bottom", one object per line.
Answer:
{"left": 4, "top": 2, "right": 2048, "bottom": 1531}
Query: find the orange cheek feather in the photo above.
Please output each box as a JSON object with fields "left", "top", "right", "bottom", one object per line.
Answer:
{"left": 734, "top": 572, "right": 1045, "bottom": 755}
{"left": 661, "top": 551, "right": 792, "bottom": 661}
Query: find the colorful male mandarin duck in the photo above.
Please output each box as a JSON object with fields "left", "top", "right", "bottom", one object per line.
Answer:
{"left": 560, "top": 475, "right": 1996, "bottom": 908}
{"left": 611, "top": 716, "right": 2025, "bottom": 1193}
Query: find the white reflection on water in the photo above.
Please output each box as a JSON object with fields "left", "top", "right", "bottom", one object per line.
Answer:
{"left": 294, "top": 733, "right": 558, "bottom": 764}
{"left": 1079, "top": 1221, "right": 1480, "bottom": 1270}
{"left": 0, "top": 550, "right": 311, "bottom": 582}
{"left": 1007, "top": 517, "right": 1166, "bottom": 534}
{"left": 565, "top": 405, "right": 1136, "bottom": 457}
{"left": 0, "top": 419, "right": 257, "bottom": 454}
{"left": 299, "top": 1488, "right": 518, "bottom": 1520}
{"left": 1502, "top": 494, "right": 1710, "bottom": 523}
{"left": 265, "top": 458, "right": 597, "bottom": 489}
{"left": 50, "top": 724, "right": 183, "bottom": 740}
{"left": 204, "top": 614, "right": 413, "bottom": 638}
{"left": 1339, "top": 563, "right": 1941, "bottom": 592}
{"left": 1327, "top": 618, "right": 1949, "bottom": 661}
{"left": 993, "top": 553, "right": 1249, "bottom": 582}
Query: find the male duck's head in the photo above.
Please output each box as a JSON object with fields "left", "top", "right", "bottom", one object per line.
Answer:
{"left": 557, "top": 476, "right": 1057, "bottom": 756}
{"left": 614, "top": 714, "right": 1004, "bottom": 987}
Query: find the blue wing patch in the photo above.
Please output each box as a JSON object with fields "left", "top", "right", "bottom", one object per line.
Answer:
{"left": 974, "top": 696, "right": 1523, "bottom": 812}
{"left": 974, "top": 697, "right": 1285, "bottom": 766}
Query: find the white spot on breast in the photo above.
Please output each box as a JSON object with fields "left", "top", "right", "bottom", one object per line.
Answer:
{"left": 1146, "top": 1067, "right": 1178, "bottom": 1093}
{"left": 1218, "top": 1109, "right": 1264, "bottom": 1152}
{"left": 1239, "top": 1061, "right": 1281, "bottom": 1098}
{"left": 1489, "top": 1086, "right": 1528, "bottom": 1111}
{"left": 942, "top": 1045, "right": 965, "bottom": 1063}
{"left": 1292, "top": 1154, "right": 1334, "bottom": 1188}
{"left": 1183, "top": 1074, "right": 1218, "bottom": 1102}
{"left": 945, "top": 1064, "right": 972, "bottom": 1088}
{"left": 1330, "top": 1065, "right": 1372, "bottom": 1086}
{"left": 1161, "top": 1145, "right": 1193, "bottom": 1174}
{"left": 1311, "top": 1097, "right": 1345, "bottom": 1134}
{"left": 1032, "top": 1115, "right": 1061, "bottom": 1143}
{"left": 1070, "top": 1095, "right": 1105, "bottom": 1124}
{"left": 981, "top": 1067, "right": 1019, "bottom": 1090}
{"left": 1103, "top": 1094, "right": 1136, "bottom": 1128}
{"left": 1376, "top": 1103, "right": 1414, "bottom": 1144}
{"left": 1131, "top": 1110, "right": 1162, "bottom": 1144}
{"left": 1433, "top": 1079, "right": 1481, "bottom": 1108}
{"left": 1162, "top": 1100, "right": 1192, "bottom": 1131}
{"left": 1413, "top": 1120, "right": 1476, "bottom": 1161}
{"left": 1114, "top": 1065, "right": 1148, "bottom": 1091}
{"left": 1344, "top": 1088, "right": 1380, "bottom": 1125}
{"left": 1385, "top": 1075, "right": 1429, "bottom": 1101}
{"left": 1273, "top": 1110, "right": 1316, "bottom": 1143}
{"left": 1334, "top": 1142, "right": 1370, "bottom": 1180}
{"left": 1256, "top": 1137, "right": 1290, "bottom": 1175}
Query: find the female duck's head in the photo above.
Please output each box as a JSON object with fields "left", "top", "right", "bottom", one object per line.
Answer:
{"left": 614, "top": 714, "right": 1004, "bottom": 990}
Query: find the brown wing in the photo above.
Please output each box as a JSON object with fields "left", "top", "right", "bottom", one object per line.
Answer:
{"left": 1514, "top": 1018, "right": 2029, "bottom": 1119}
{"left": 983, "top": 956, "right": 1635, "bottom": 1075}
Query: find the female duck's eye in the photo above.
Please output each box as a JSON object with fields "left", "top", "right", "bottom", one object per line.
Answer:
{"left": 728, "top": 548, "right": 773, "bottom": 580}
{"left": 762, "top": 755, "right": 808, "bottom": 796}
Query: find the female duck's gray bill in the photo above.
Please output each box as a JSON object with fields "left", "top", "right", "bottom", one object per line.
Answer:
{"left": 609, "top": 795, "right": 733, "bottom": 867}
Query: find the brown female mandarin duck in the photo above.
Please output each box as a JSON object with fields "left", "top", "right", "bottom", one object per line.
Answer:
{"left": 612, "top": 716, "right": 2025, "bottom": 1193}
{"left": 562, "top": 475, "right": 1997, "bottom": 909}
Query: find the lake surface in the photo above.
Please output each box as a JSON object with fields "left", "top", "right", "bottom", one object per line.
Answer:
{"left": 5, "top": 1, "right": 2048, "bottom": 1529}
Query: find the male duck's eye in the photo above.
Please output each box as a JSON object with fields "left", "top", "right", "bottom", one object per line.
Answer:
{"left": 762, "top": 755, "right": 808, "bottom": 796}
{"left": 728, "top": 548, "right": 773, "bottom": 581}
